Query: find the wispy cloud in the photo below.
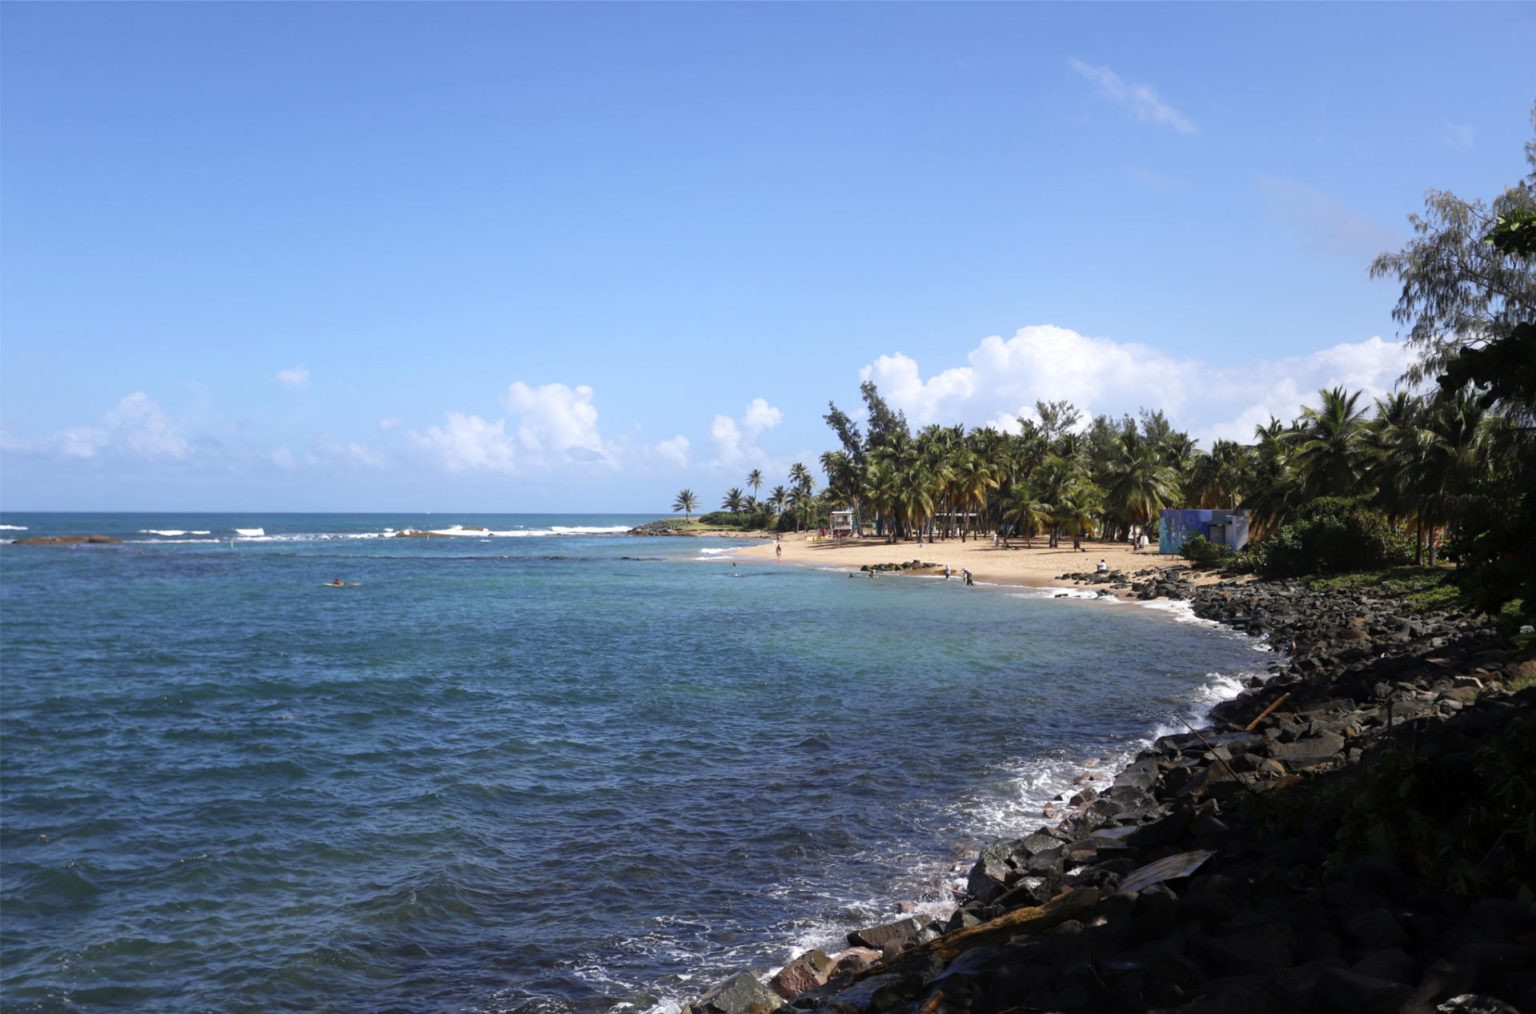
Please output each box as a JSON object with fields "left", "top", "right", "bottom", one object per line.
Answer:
{"left": 1440, "top": 122, "right": 1474, "bottom": 150}
{"left": 1069, "top": 59, "right": 1197, "bottom": 136}
{"left": 1259, "top": 176, "right": 1401, "bottom": 257}
{"left": 277, "top": 364, "right": 310, "bottom": 388}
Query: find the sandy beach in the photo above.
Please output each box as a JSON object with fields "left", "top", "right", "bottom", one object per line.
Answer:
{"left": 738, "top": 530, "right": 1223, "bottom": 595}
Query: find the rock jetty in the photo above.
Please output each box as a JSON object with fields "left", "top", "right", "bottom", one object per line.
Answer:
{"left": 683, "top": 577, "right": 1535, "bottom": 1014}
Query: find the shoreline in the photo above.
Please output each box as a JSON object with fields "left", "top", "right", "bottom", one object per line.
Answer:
{"left": 736, "top": 530, "right": 1234, "bottom": 602}
{"left": 682, "top": 569, "right": 1536, "bottom": 1014}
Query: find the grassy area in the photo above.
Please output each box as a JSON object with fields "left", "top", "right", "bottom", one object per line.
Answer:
{"left": 1302, "top": 566, "right": 1469, "bottom": 611}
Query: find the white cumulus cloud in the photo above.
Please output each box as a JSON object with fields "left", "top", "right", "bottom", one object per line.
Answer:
{"left": 56, "top": 392, "right": 190, "bottom": 460}
{"left": 654, "top": 435, "right": 691, "bottom": 467}
{"left": 1068, "top": 59, "right": 1197, "bottom": 136}
{"left": 859, "top": 326, "right": 1416, "bottom": 449}
{"left": 710, "top": 397, "right": 784, "bottom": 465}
{"left": 502, "top": 381, "right": 612, "bottom": 465}
{"left": 409, "top": 412, "right": 517, "bottom": 473}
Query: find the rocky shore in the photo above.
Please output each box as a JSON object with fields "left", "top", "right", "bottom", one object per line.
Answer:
{"left": 683, "top": 576, "right": 1535, "bottom": 1014}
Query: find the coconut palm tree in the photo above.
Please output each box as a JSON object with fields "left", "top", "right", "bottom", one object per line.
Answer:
{"left": 951, "top": 452, "right": 997, "bottom": 542}
{"left": 788, "top": 461, "right": 813, "bottom": 494}
{"left": 1102, "top": 434, "right": 1181, "bottom": 541}
{"left": 672, "top": 489, "right": 698, "bottom": 519}
{"left": 1243, "top": 418, "right": 1303, "bottom": 539}
{"left": 1002, "top": 489, "right": 1051, "bottom": 548}
{"left": 1187, "top": 440, "right": 1251, "bottom": 510}
{"left": 721, "top": 487, "right": 746, "bottom": 514}
{"left": 1290, "top": 387, "right": 1370, "bottom": 499}
{"left": 1052, "top": 482, "right": 1103, "bottom": 553}
{"left": 1414, "top": 392, "right": 1493, "bottom": 564}
{"left": 746, "top": 468, "right": 764, "bottom": 504}
{"left": 768, "top": 485, "right": 789, "bottom": 517}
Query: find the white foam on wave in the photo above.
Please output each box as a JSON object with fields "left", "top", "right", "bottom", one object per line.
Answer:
{"left": 1137, "top": 597, "right": 1216, "bottom": 626}
{"left": 1008, "top": 585, "right": 1122, "bottom": 603}
{"left": 232, "top": 528, "right": 265, "bottom": 537}
{"left": 696, "top": 547, "right": 738, "bottom": 558}
{"left": 0, "top": 524, "right": 26, "bottom": 531}
{"left": 422, "top": 523, "right": 634, "bottom": 538}
{"left": 139, "top": 529, "right": 212, "bottom": 537}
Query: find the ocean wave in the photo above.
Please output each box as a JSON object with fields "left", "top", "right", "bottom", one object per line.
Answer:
{"left": 0, "top": 524, "right": 27, "bottom": 531}
{"left": 1136, "top": 598, "right": 1216, "bottom": 625}
{"left": 1008, "top": 586, "right": 1122, "bottom": 603}
{"left": 232, "top": 528, "right": 265, "bottom": 537}
{"left": 695, "top": 548, "right": 738, "bottom": 558}
{"left": 420, "top": 524, "right": 631, "bottom": 538}
{"left": 139, "top": 529, "right": 212, "bottom": 537}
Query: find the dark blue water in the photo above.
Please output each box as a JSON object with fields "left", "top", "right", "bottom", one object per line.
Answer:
{"left": 0, "top": 514, "right": 1267, "bottom": 1012}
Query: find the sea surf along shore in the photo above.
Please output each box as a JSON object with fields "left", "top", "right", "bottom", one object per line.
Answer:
{"left": 0, "top": 513, "right": 1267, "bottom": 1012}
{"left": 685, "top": 535, "right": 1536, "bottom": 1014}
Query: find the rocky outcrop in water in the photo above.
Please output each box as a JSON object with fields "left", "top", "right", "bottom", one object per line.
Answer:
{"left": 683, "top": 577, "right": 1536, "bottom": 1014}
{"left": 630, "top": 519, "right": 695, "bottom": 536}
{"left": 10, "top": 534, "right": 122, "bottom": 545}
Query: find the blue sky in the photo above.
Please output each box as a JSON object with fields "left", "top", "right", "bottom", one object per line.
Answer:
{"left": 3, "top": 2, "right": 1532, "bottom": 512}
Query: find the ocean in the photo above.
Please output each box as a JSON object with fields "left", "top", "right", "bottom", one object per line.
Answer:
{"left": 0, "top": 513, "right": 1269, "bottom": 1012}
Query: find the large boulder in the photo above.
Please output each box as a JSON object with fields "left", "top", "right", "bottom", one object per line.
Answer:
{"left": 687, "top": 972, "right": 784, "bottom": 1014}
{"left": 847, "top": 915, "right": 923, "bottom": 952}
{"left": 768, "top": 949, "right": 835, "bottom": 1001}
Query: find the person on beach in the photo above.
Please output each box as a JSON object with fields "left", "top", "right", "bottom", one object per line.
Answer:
{"left": 775, "top": 543, "right": 782, "bottom": 559}
{"left": 1096, "top": 559, "right": 1108, "bottom": 573}
{"left": 944, "top": 563, "right": 950, "bottom": 580}
{"left": 962, "top": 568, "right": 973, "bottom": 586}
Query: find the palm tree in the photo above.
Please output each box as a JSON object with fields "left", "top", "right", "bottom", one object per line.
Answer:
{"left": 1414, "top": 392, "right": 1493, "bottom": 564}
{"left": 1243, "top": 418, "right": 1303, "bottom": 539}
{"left": 951, "top": 452, "right": 997, "bottom": 542}
{"left": 1290, "top": 387, "right": 1369, "bottom": 499}
{"left": 1002, "top": 488, "right": 1050, "bottom": 548}
{"left": 672, "top": 489, "right": 698, "bottom": 519}
{"left": 721, "top": 487, "right": 746, "bottom": 514}
{"left": 1052, "top": 482, "right": 1103, "bottom": 552}
{"left": 746, "top": 468, "right": 764, "bottom": 504}
{"left": 1187, "top": 440, "right": 1251, "bottom": 510}
{"left": 1102, "top": 434, "right": 1180, "bottom": 541}
{"left": 788, "top": 461, "right": 813, "bottom": 494}
{"left": 768, "top": 485, "right": 789, "bottom": 517}
{"left": 862, "top": 458, "right": 902, "bottom": 542}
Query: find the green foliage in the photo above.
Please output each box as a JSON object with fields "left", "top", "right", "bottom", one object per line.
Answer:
{"left": 1253, "top": 497, "right": 1411, "bottom": 577}
{"left": 1179, "top": 534, "right": 1229, "bottom": 568}
{"left": 1302, "top": 567, "right": 1467, "bottom": 611}
{"left": 697, "top": 507, "right": 773, "bottom": 530}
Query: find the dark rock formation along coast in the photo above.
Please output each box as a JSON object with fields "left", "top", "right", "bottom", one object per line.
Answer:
{"left": 685, "top": 576, "right": 1536, "bottom": 1014}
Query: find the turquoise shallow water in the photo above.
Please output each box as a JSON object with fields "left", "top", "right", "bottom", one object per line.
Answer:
{"left": 0, "top": 514, "right": 1268, "bottom": 1012}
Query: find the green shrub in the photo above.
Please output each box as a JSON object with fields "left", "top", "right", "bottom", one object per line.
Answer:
{"left": 1179, "top": 534, "right": 1229, "bottom": 568}
{"left": 1256, "top": 497, "right": 1411, "bottom": 577}
{"left": 696, "top": 511, "right": 748, "bottom": 528}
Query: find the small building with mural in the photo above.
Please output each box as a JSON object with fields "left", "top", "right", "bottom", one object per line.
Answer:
{"left": 1158, "top": 508, "right": 1250, "bottom": 555}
